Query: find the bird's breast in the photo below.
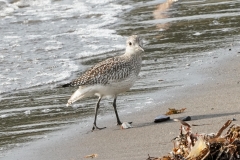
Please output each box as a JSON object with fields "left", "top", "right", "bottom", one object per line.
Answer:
{"left": 94, "top": 73, "right": 138, "bottom": 97}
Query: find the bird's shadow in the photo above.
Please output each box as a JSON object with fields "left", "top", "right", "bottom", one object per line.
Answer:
{"left": 84, "top": 111, "right": 240, "bottom": 133}
{"left": 131, "top": 111, "right": 240, "bottom": 129}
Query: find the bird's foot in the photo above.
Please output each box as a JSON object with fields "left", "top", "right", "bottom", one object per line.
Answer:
{"left": 117, "top": 121, "right": 132, "bottom": 125}
{"left": 117, "top": 121, "right": 122, "bottom": 125}
{"left": 92, "top": 124, "right": 106, "bottom": 132}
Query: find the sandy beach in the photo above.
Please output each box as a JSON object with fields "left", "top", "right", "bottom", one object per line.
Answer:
{"left": 2, "top": 45, "right": 240, "bottom": 160}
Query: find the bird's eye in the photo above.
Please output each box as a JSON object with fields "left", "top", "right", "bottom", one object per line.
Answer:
{"left": 128, "top": 42, "right": 132, "bottom": 46}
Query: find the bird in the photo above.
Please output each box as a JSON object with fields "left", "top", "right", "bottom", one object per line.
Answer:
{"left": 62, "top": 35, "right": 144, "bottom": 131}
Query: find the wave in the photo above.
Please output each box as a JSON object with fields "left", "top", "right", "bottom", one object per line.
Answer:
{"left": 0, "top": 0, "right": 132, "bottom": 94}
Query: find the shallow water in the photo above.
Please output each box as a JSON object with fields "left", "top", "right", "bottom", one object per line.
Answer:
{"left": 0, "top": 0, "right": 240, "bottom": 154}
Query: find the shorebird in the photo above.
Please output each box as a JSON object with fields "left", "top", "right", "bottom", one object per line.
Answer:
{"left": 62, "top": 35, "right": 144, "bottom": 131}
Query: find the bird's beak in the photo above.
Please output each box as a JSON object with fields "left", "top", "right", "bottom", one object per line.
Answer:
{"left": 138, "top": 45, "right": 144, "bottom": 52}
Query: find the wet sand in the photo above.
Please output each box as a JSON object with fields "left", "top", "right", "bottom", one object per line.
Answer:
{"left": 2, "top": 47, "right": 240, "bottom": 160}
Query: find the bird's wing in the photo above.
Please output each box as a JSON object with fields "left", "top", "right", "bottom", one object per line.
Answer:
{"left": 68, "top": 57, "right": 132, "bottom": 86}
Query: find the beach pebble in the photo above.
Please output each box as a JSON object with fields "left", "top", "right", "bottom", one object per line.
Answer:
{"left": 121, "top": 122, "right": 132, "bottom": 129}
{"left": 154, "top": 114, "right": 170, "bottom": 123}
{"left": 182, "top": 116, "right": 191, "bottom": 121}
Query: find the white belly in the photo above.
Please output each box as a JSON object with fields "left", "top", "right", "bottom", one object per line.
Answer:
{"left": 94, "top": 75, "right": 137, "bottom": 97}
{"left": 67, "top": 74, "right": 138, "bottom": 105}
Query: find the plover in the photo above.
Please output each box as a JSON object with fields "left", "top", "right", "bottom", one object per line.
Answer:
{"left": 62, "top": 35, "right": 144, "bottom": 131}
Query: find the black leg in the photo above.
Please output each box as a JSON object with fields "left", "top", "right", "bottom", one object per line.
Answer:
{"left": 113, "top": 97, "right": 122, "bottom": 125}
{"left": 92, "top": 97, "right": 106, "bottom": 131}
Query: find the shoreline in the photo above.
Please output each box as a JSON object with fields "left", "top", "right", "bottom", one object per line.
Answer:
{"left": 2, "top": 45, "right": 240, "bottom": 160}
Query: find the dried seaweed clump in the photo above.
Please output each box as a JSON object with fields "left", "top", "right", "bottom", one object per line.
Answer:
{"left": 147, "top": 120, "right": 240, "bottom": 160}
{"left": 165, "top": 108, "right": 186, "bottom": 115}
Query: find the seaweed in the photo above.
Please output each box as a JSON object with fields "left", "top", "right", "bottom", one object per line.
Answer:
{"left": 147, "top": 120, "right": 240, "bottom": 160}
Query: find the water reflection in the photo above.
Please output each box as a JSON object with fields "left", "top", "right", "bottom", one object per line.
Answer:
{"left": 153, "top": 0, "right": 177, "bottom": 30}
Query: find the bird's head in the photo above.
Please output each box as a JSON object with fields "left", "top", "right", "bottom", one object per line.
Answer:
{"left": 125, "top": 35, "right": 144, "bottom": 55}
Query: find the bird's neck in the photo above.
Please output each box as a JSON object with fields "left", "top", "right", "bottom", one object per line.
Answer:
{"left": 124, "top": 50, "right": 142, "bottom": 58}
{"left": 122, "top": 51, "right": 142, "bottom": 65}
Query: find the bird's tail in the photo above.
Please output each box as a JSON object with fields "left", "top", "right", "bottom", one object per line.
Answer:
{"left": 61, "top": 79, "right": 80, "bottom": 88}
{"left": 66, "top": 87, "right": 93, "bottom": 107}
{"left": 62, "top": 83, "right": 71, "bottom": 87}
{"left": 55, "top": 83, "right": 72, "bottom": 88}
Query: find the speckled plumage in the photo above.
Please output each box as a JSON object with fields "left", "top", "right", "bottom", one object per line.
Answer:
{"left": 63, "top": 35, "right": 144, "bottom": 131}
{"left": 67, "top": 38, "right": 142, "bottom": 87}
{"left": 68, "top": 55, "right": 141, "bottom": 86}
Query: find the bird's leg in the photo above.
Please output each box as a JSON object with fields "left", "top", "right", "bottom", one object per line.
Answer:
{"left": 113, "top": 97, "right": 122, "bottom": 125}
{"left": 92, "top": 97, "right": 106, "bottom": 131}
